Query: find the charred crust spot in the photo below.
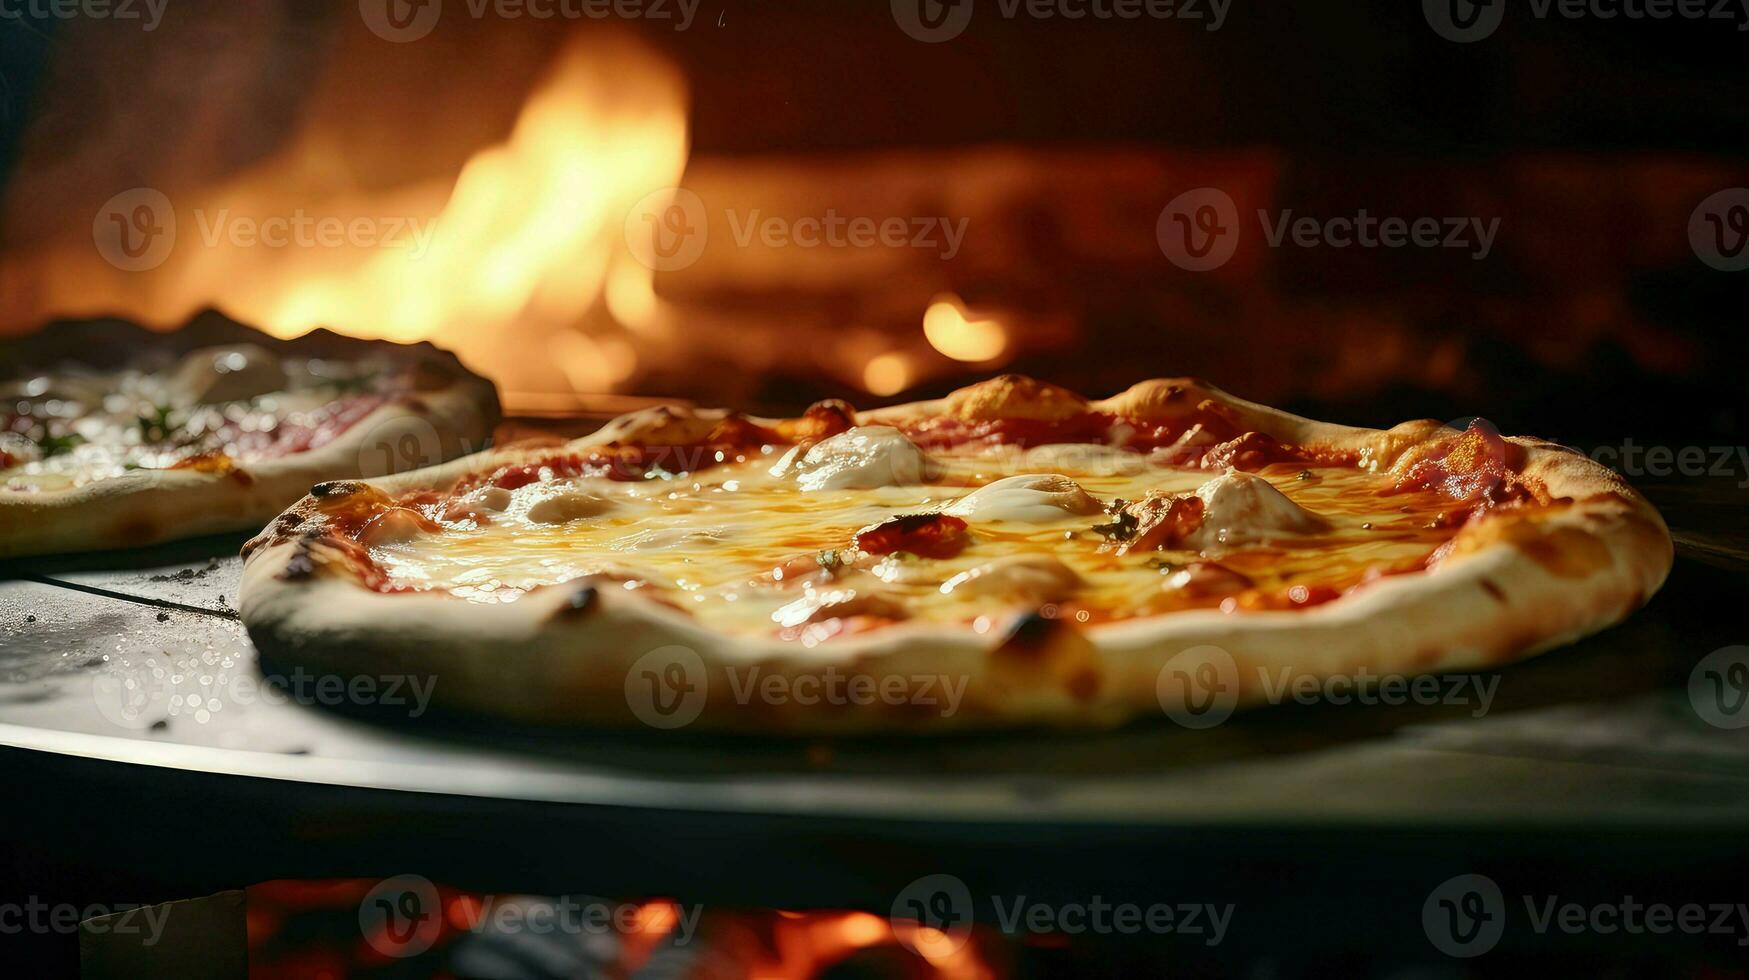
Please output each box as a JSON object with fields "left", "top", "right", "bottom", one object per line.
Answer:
{"left": 554, "top": 584, "right": 599, "bottom": 619}
{"left": 1479, "top": 578, "right": 1507, "bottom": 603}
{"left": 242, "top": 511, "right": 303, "bottom": 560}
{"left": 311, "top": 480, "right": 367, "bottom": 499}
{"left": 996, "top": 611, "right": 1062, "bottom": 661}
{"left": 1495, "top": 522, "right": 1614, "bottom": 580}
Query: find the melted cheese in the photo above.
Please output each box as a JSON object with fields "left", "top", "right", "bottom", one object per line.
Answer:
{"left": 369, "top": 443, "right": 1461, "bottom": 636}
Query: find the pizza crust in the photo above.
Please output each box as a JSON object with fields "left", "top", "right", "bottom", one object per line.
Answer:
{"left": 239, "top": 375, "right": 1672, "bottom": 733}
{"left": 0, "top": 310, "right": 499, "bottom": 558}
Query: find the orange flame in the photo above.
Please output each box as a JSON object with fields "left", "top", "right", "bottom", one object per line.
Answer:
{"left": 2, "top": 33, "right": 688, "bottom": 402}
{"left": 204, "top": 35, "right": 688, "bottom": 397}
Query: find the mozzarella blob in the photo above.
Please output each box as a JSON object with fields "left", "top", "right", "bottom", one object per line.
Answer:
{"left": 525, "top": 489, "right": 615, "bottom": 525}
{"left": 465, "top": 486, "right": 514, "bottom": 512}
{"left": 772, "top": 426, "right": 935, "bottom": 491}
{"left": 1186, "top": 470, "right": 1330, "bottom": 548}
{"left": 943, "top": 473, "right": 1102, "bottom": 523}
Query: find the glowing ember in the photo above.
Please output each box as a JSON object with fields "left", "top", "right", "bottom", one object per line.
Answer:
{"left": 246, "top": 880, "right": 1000, "bottom": 979}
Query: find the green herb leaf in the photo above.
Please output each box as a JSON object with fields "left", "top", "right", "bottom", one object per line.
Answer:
{"left": 34, "top": 431, "right": 83, "bottom": 458}
{"left": 136, "top": 404, "right": 179, "bottom": 443}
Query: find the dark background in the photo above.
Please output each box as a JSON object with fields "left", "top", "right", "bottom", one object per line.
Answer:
{"left": 1, "top": 3, "right": 1748, "bottom": 976}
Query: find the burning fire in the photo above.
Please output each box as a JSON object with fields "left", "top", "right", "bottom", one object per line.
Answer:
{"left": 0, "top": 24, "right": 1028, "bottom": 409}
{"left": 740, "top": 909, "right": 995, "bottom": 979}
{"left": 0, "top": 32, "right": 688, "bottom": 403}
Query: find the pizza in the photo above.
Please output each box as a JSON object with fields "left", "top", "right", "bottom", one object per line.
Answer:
{"left": 0, "top": 310, "right": 499, "bottom": 558}
{"left": 239, "top": 375, "right": 1671, "bottom": 732}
